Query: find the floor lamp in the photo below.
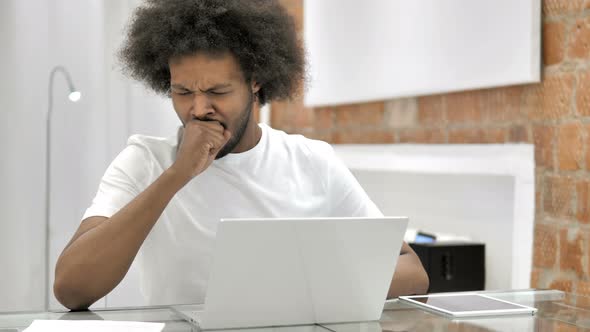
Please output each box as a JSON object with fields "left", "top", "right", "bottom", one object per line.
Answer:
{"left": 46, "top": 66, "right": 81, "bottom": 310}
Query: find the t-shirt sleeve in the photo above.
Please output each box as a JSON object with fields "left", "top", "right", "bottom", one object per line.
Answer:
{"left": 310, "top": 141, "right": 384, "bottom": 217}
{"left": 82, "top": 140, "right": 152, "bottom": 220}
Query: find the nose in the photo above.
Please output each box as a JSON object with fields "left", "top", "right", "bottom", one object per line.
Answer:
{"left": 190, "top": 92, "right": 215, "bottom": 120}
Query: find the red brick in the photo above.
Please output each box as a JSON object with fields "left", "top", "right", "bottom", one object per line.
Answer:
{"left": 313, "top": 107, "right": 333, "bottom": 130}
{"left": 549, "top": 278, "right": 574, "bottom": 293}
{"left": 303, "top": 131, "right": 333, "bottom": 143}
{"left": 334, "top": 104, "right": 360, "bottom": 127}
{"left": 277, "top": 0, "right": 301, "bottom": 12}
{"left": 523, "top": 74, "right": 575, "bottom": 120}
{"left": 384, "top": 99, "right": 417, "bottom": 129}
{"left": 557, "top": 122, "right": 584, "bottom": 171}
{"left": 586, "top": 238, "right": 590, "bottom": 282}
{"left": 559, "top": 228, "right": 586, "bottom": 278}
{"left": 270, "top": 101, "right": 285, "bottom": 126}
{"left": 578, "top": 280, "right": 590, "bottom": 297}
{"left": 577, "top": 180, "right": 590, "bottom": 224}
{"left": 398, "top": 129, "right": 446, "bottom": 144}
{"left": 536, "top": 319, "right": 554, "bottom": 332}
{"left": 536, "top": 178, "right": 543, "bottom": 217}
{"left": 278, "top": 0, "right": 303, "bottom": 31}
{"left": 448, "top": 128, "right": 484, "bottom": 144}
{"left": 543, "top": 0, "right": 586, "bottom": 16}
{"left": 543, "top": 21, "right": 567, "bottom": 66}
{"left": 559, "top": 322, "right": 580, "bottom": 332}
{"left": 508, "top": 125, "right": 531, "bottom": 143}
{"left": 293, "top": 106, "right": 314, "bottom": 129}
{"left": 481, "top": 87, "right": 523, "bottom": 123}
{"left": 533, "top": 224, "right": 559, "bottom": 268}
{"left": 445, "top": 91, "right": 483, "bottom": 123}
{"left": 334, "top": 102, "right": 384, "bottom": 128}
{"left": 576, "top": 69, "right": 590, "bottom": 116}
{"left": 533, "top": 125, "right": 555, "bottom": 169}
{"left": 544, "top": 175, "right": 575, "bottom": 218}
{"left": 271, "top": 100, "right": 294, "bottom": 130}
{"left": 553, "top": 323, "right": 581, "bottom": 332}
{"left": 568, "top": 17, "right": 590, "bottom": 60}
{"left": 482, "top": 128, "right": 507, "bottom": 143}
{"left": 530, "top": 268, "right": 542, "bottom": 288}
{"left": 358, "top": 101, "right": 385, "bottom": 113}
{"left": 576, "top": 280, "right": 590, "bottom": 309}
{"left": 332, "top": 129, "right": 394, "bottom": 144}
{"left": 417, "top": 95, "right": 445, "bottom": 125}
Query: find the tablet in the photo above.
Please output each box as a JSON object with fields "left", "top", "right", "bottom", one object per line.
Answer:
{"left": 398, "top": 293, "right": 538, "bottom": 318}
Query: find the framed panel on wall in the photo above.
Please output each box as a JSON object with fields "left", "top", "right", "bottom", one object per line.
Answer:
{"left": 304, "top": 0, "right": 541, "bottom": 107}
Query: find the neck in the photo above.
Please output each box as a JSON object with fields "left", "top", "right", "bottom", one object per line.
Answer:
{"left": 232, "top": 105, "right": 262, "bottom": 153}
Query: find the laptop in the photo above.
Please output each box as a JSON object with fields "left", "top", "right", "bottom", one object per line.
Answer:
{"left": 172, "top": 217, "right": 408, "bottom": 330}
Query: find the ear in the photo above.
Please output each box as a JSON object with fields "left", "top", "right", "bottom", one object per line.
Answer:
{"left": 251, "top": 80, "right": 261, "bottom": 94}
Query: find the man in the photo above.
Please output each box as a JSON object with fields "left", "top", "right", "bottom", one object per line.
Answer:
{"left": 54, "top": 0, "right": 429, "bottom": 310}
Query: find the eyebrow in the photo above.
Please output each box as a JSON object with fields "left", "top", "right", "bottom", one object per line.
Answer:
{"left": 170, "top": 83, "right": 232, "bottom": 91}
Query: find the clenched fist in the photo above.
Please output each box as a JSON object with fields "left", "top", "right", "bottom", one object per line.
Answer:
{"left": 171, "top": 119, "right": 231, "bottom": 180}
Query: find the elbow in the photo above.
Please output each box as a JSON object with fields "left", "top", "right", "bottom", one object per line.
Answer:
{"left": 53, "top": 275, "right": 92, "bottom": 311}
{"left": 409, "top": 251, "right": 429, "bottom": 295}
{"left": 414, "top": 265, "right": 430, "bottom": 295}
{"left": 387, "top": 256, "right": 431, "bottom": 298}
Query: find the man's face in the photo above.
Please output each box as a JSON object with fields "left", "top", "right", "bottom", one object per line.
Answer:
{"left": 169, "top": 52, "right": 259, "bottom": 159}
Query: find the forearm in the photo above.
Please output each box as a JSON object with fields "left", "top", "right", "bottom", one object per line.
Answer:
{"left": 54, "top": 168, "right": 190, "bottom": 309}
{"left": 387, "top": 245, "right": 429, "bottom": 298}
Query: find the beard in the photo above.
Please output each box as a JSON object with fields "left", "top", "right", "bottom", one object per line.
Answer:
{"left": 214, "top": 92, "right": 254, "bottom": 160}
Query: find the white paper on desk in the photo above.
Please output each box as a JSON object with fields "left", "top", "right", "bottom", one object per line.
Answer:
{"left": 23, "top": 319, "right": 165, "bottom": 332}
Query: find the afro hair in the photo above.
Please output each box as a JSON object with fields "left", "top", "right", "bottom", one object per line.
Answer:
{"left": 119, "top": 0, "right": 306, "bottom": 105}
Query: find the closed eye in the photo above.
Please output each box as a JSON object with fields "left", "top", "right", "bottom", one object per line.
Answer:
{"left": 208, "top": 90, "right": 230, "bottom": 96}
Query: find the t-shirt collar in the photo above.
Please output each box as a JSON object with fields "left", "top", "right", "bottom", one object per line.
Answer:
{"left": 213, "top": 123, "right": 268, "bottom": 165}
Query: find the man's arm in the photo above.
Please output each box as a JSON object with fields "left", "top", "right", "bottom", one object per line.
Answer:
{"left": 54, "top": 168, "right": 192, "bottom": 310}
{"left": 54, "top": 121, "right": 230, "bottom": 310}
{"left": 387, "top": 242, "right": 429, "bottom": 298}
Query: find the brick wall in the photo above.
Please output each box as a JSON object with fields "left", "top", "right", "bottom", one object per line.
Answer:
{"left": 272, "top": 0, "right": 590, "bottom": 295}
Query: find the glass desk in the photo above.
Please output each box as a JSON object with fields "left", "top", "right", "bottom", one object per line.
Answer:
{"left": 1, "top": 290, "right": 588, "bottom": 332}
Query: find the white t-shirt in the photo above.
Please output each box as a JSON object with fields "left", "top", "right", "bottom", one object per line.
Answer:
{"left": 83, "top": 124, "right": 382, "bottom": 305}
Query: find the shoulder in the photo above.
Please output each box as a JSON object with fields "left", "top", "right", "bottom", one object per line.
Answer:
{"left": 264, "top": 124, "right": 335, "bottom": 162}
{"left": 126, "top": 132, "right": 178, "bottom": 156}
{"left": 105, "top": 131, "right": 178, "bottom": 182}
{"left": 122, "top": 131, "right": 178, "bottom": 165}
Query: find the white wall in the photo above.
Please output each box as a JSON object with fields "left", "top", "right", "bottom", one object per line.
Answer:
{"left": 353, "top": 171, "right": 515, "bottom": 290}
{"left": 333, "top": 144, "right": 535, "bottom": 290}
{"left": 0, "top": 0, "right": 179, "bottom": 311}
{"left": 45, "top": 0, "right": 117, "bottom": 310}
{"left": 0, "top": 0, "right": 49, "bottom": 312}
{"left": 304, "top": 0, "right": 541, "bottom": 107}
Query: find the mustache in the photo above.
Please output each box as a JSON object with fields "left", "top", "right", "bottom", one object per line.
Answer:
{"left": 188, "top": 116, "right": 227, "bottom": 130}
